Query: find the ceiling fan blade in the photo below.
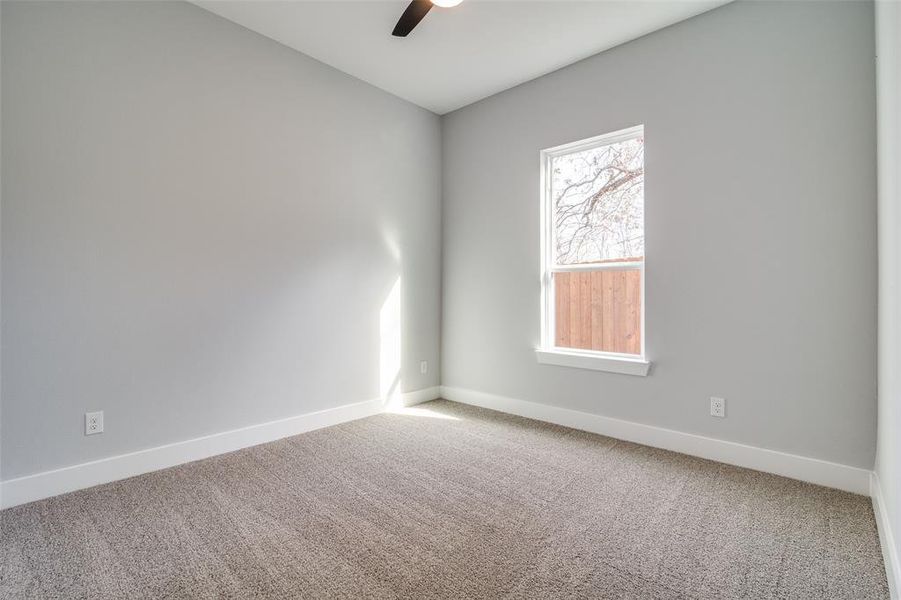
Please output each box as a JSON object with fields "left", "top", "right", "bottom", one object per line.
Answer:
{"left": 392, "top": 0, "right": 433, "bottom": 37}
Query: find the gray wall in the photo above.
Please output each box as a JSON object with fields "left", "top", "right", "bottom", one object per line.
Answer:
{"left": 876, "top": 0, "right": 900, "bottom": 577}
{"left": 441, "top": 1, "right": 877, "bottom": 468}
{"left": 1, "top": 1, "right": 441, "bottom": 479}
{"left": 0, "top": 0, "right": 882, "bottom": 482}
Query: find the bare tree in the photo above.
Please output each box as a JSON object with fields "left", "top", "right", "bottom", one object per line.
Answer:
{"left": 553, "top": 138, "right": 644, "bottom": 264}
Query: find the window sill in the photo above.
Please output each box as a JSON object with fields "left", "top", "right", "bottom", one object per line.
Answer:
{"left": 535, "top": 348, "right": 651, "bottom": 376}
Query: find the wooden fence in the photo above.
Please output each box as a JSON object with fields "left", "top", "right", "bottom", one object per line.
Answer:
{"left": 554, "top": 269, "right": 642, "bottom": 355}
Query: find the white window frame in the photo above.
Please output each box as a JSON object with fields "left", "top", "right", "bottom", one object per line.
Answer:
{"left": 537, "top": 125, "right": 650, "bottom": 376}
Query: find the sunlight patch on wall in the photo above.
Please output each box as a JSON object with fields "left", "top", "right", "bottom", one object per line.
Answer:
{"left": 380, "top": 277, "right": 403, "bottom": 408}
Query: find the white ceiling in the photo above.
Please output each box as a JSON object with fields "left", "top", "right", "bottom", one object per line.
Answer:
{"left": 193, "top": 0, "right": 731, "bottom": 114}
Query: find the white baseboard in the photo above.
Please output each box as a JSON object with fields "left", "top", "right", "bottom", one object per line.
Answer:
{"left": 440, "top": 386, "right": 872, "bottom": 496}
{"left": 0, "top": 387, "right": 439, "bottom": 510}
{"left": 872, "top": 473, "right": 901, "bottom": 599}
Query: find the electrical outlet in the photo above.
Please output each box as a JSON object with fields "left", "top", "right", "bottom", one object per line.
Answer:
{"left": 710, "top": 397, "right": 726, "bottom": 418}
{"left": 420, "top": 360, "right": 428, "bottom": 375}
{"left": 85, "top": 411, "right": 104, "bottom": 435}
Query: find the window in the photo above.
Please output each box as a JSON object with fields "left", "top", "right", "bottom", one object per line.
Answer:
{"left": 537, "top": 125, "right": 649, "bottom": 376}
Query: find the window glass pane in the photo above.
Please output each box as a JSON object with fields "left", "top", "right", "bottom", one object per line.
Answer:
{"left": 552, "top": 136, "right": 644, "bottom": 265}
{"left": 553, "top": 270, "right": 641, "bottom": 354}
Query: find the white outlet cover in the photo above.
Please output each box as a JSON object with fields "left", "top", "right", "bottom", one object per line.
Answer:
{"left": 710, "top": 397, "right": 726, "bottom": 418}
{"left": 420, "top": 360, "right": 428, "bottom": 375}
{"left": 85, "top": 411, "right": 104, "bottom": 435}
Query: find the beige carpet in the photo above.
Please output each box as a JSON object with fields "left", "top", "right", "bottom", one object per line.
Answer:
{"left": 0, "top": 400, "right": 889, "bottom": 599}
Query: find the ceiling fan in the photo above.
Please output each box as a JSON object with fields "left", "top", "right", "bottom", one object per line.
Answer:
{"left": 392, "top": 0, "right": 463, "bottom": 37}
